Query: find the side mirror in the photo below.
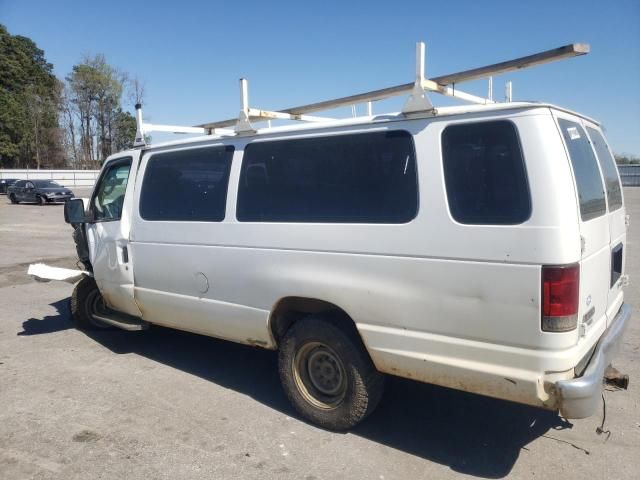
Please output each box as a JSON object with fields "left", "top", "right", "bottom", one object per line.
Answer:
{"left": 64, "top": 198, "right": 88, "bottom": 224}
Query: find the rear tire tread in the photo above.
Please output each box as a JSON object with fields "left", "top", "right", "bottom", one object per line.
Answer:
{"left": 278, "top": 313, "right": 384, "bottom": 431}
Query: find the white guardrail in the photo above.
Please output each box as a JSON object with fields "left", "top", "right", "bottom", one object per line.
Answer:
{"left": 0, "top": 169, "right": 100, "bottom": 188}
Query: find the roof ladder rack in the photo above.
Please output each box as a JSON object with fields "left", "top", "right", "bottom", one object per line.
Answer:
{"left": 133, "top": 42, "right": 589, "bottom": 146}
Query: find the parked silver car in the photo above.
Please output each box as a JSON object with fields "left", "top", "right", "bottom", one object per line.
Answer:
{"left": 0, "top": 178, "right": 19, "bottom": 194}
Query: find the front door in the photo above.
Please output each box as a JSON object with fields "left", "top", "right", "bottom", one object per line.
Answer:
{"left": 85, "top": 154, "right": 142, "bottom": 317}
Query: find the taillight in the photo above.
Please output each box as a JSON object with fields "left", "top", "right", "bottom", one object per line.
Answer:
{"left": 542, "top": 264, "right": 579, "bottom": 332}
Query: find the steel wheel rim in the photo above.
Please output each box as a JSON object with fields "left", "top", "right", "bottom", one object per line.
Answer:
{"left": 293, "top": 342, "right": 347, "bottom": 409}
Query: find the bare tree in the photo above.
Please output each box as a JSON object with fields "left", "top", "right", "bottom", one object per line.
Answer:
{"left": 62, "top": 54, "right": 144, "bottom": 167}
{"left": 60, "top": 84, "right": 79, "bottom": 167}
{"left": 127, "top": 75, "right": 146, "bottom": 108}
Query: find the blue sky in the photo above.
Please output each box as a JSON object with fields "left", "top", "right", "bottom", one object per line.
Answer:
{"left": 2, "top": 0, "right": 639, "bottom": 154}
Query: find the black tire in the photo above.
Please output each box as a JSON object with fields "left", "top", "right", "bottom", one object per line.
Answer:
{"left": 9, "top": 193, "right": 18, "bottom": 204}
{"left": 278, "top": 313, "right": 384, "bottom": 430}
{"left": 70, "top": 276, "right": 111, "bottom": 330}
{"left": 36, "top": 194, "right": 45, "bottom": 205}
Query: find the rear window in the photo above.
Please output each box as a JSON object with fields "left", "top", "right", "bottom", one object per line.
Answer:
{"left": 558, "top": 119, "right": 606, "bottom": 221}
{"left": 140, "top": 146, "right": 234, "bottom": 221}
{"left": 236, "top": 130, "right": 418, "bottom": 223}
{"left": 586, "top": 127, "right": 622, "bottom": 211}
{"left": 441, "top": 120, "right": 531, "bottom": 225}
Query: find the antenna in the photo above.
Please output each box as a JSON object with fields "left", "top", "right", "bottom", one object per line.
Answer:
{"left": 134, "top": 103, "right": 145, "bottom": 147}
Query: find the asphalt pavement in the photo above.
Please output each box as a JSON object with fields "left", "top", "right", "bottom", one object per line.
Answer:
{"left": 0, "top": 188, "right": 638, "bottom": 479}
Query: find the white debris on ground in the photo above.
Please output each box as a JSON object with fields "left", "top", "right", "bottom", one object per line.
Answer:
{"left": 27, "top": 263, "right": 89, "bottom": 283}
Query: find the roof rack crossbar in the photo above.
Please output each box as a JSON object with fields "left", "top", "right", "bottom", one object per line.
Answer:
{"left": 133, "top": 103, "right": 212, "bottom": 147}
{"left": 432, "top": 43, "right": 590, "bottom": 85}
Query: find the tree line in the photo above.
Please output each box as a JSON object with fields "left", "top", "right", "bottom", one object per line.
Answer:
{"left": 1, "top": 24, "right": 637, "bottom": 170}
{"left": 0, "top": 24, "right": 142, "bottom": 169}
{"left": 614, "top": 154, "right": 640, "bottom": 165}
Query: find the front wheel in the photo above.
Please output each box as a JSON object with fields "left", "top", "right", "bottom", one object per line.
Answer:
{"left": 36, "top": 195, "right": 45, "bottom": 205}
{"left": 278, "top": 313, "right": 384, "bottom": 430}
{"left": 9, "top": 193, "right": 18, "bottom": 204}
{"left": 70, "top": 276, "right": 111, "bottom": 330}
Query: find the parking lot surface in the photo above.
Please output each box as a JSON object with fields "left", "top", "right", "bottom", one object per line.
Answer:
{"left": 0, "top": 189, "right": 638, "bottom": 479}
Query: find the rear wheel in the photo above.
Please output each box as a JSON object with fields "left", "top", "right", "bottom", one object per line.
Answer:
{"left": 70, "top": 276, "right": 111, "bottom": 330}
{"left": 9, "top": 193, "right": 18, "bottom": 204}
{"left": 278, "top": 313, "right": 384, "bottom": 430}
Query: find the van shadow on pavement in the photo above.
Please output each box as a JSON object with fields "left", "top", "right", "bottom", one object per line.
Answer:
{"left": 20, "top": 297, "right": 572, "bottom": 479}
{"left": 19, "top": 298, "right": 74, "bottom": 336}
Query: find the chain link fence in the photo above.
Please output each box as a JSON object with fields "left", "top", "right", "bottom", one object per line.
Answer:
{"left": 618, "top": 165, "right": 640, "bottom": 187}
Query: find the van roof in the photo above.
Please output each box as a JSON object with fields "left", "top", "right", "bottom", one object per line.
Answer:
{"left": 135, "top": 102, "right": 599, "bottom": 153}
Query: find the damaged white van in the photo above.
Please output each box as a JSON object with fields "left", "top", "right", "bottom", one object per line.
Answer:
{"left": 55, "top": 43, "right": 630, "bottom": 430}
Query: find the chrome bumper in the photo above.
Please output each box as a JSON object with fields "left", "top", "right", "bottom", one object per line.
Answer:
{"left": 556, "top": 303, "right": 631, "bottom": 419}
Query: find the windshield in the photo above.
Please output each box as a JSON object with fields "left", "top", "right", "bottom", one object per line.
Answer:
{"left": 34, "top": 180, "right": 62, "bottom": 188}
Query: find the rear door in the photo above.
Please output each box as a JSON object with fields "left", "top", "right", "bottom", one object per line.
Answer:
{"left": 583, "top": 124, "right": 626, "bottom": 324}
{"left": 554, "top": 112, "right": 610, "bottom": 336}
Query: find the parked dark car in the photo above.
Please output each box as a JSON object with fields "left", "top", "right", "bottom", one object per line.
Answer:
{"left": 0, "top": 178, "right": 19, "bottom": 194}
{"left": 7, "top": 180, "right": 75, "bottom": 205}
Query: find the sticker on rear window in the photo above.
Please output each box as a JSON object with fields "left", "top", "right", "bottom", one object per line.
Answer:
{"left": 567, "top": 127, "right": 581, "bottom": 140}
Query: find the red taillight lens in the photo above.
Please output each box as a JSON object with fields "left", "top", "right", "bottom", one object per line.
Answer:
{"left": 542, "top": 264, "right": 579, "bottom": 332}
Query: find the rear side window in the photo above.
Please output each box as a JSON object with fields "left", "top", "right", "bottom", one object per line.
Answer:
{"left": 558, "top": 119, "right": 606, "bottom": 221}
{"left": 441, "top": 121, "right": 531, "bottom": 225}
{"left": 236, "top": 130, "right": 418, "bottom": 223}
{"left": 587, "top": 127, "right": 622, "bottom": 211}
{"left": 140, "top": 145, "right": 234, "bottom": 221}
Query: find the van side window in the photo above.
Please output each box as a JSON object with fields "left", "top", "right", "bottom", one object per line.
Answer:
{"left": 236, "top": 131, "right": 418, "bottom": 223}
{"left": 441, "top": 121, "right": 531, "bottom": 225}
{"left": 586, "top": 127, "right": 622, "bottom": 211}
{"left": 139, "top": 146, "right": 234, "bottom": 221}
{"left": 558, "top": 119, "right": 606, "bottom": 221}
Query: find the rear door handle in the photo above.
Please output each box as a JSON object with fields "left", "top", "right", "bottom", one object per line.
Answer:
{"left": 122, "top": 246, "right": 129, "bottom": 263}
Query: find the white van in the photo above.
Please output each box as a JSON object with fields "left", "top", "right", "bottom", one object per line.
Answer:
{"left": 58, "top": 44, "right": 630, "bottom": 430}
{"left": 60, "top": 101, "right": 629, "bottom": 430}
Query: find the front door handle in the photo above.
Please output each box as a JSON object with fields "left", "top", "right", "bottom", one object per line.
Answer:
{"left": 122, "top": 246, "right": 129, "bottom": 263}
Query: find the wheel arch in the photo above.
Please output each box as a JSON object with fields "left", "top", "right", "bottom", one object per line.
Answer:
{"left": 269, "top": 296, "right": 362, "bottom": 348}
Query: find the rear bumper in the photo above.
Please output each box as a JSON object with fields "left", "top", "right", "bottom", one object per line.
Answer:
{"left": 555, "top": 303, "right": 631, "bottom": 418}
